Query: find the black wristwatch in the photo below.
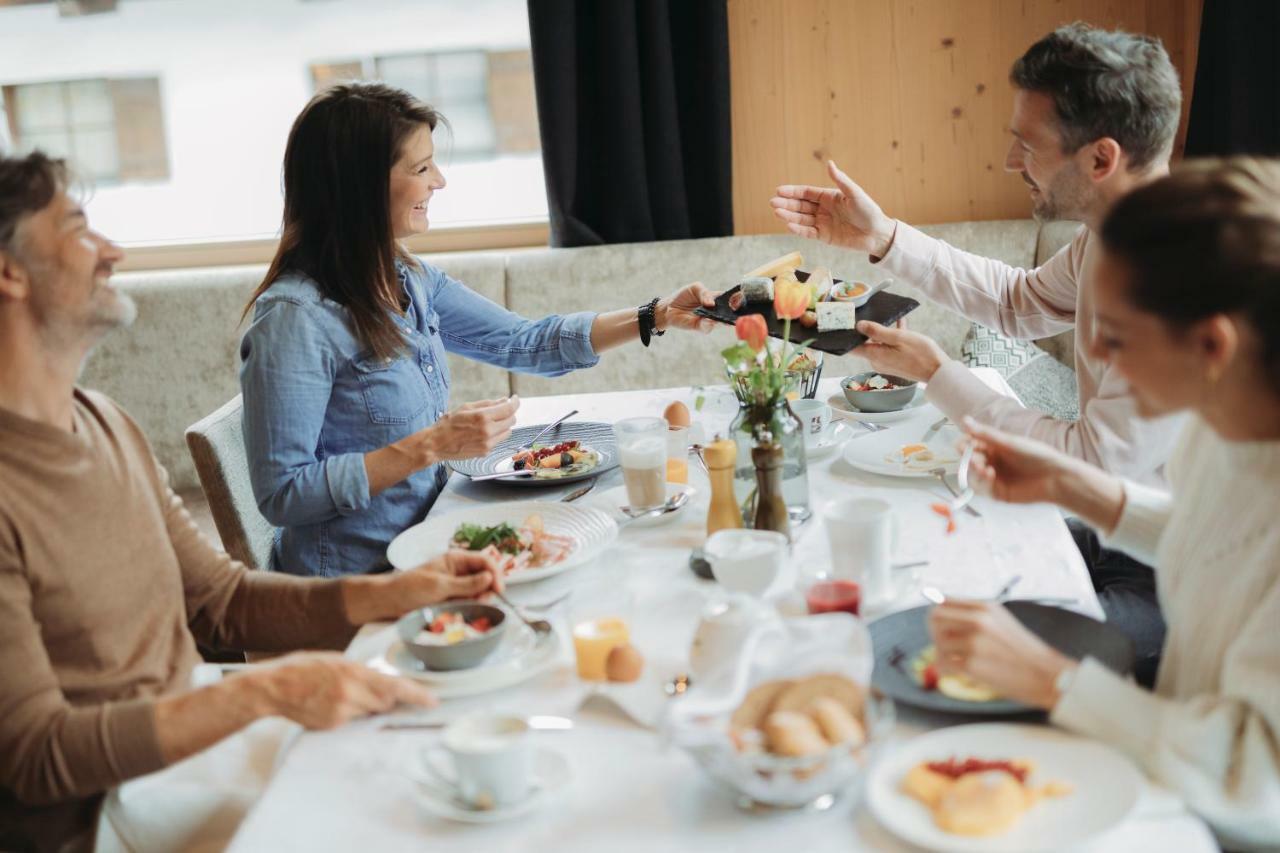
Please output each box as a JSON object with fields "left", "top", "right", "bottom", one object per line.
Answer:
{"left": 638, "top": 297, "right": 665, "bottom": 347}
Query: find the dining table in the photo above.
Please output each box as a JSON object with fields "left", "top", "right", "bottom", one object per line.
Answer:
{"left": 228, "top": 370, "right": 1217, "bottom": 853}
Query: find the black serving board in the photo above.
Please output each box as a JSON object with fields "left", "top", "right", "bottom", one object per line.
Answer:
{"left": 694, "top": 270, "right": 920, "bottom": 355}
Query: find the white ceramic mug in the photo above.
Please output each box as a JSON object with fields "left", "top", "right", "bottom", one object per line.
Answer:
{"left": 705, "top": 529, "right": 788, "bottom": 597}
{"left": 423, "top": 714, "right": 533, "bottom": 809}
{"left": 789, "top": 398, "right": 832, "bottom": 447}
{"left": 822, "top": 497, "right": 896, "bottom": 605}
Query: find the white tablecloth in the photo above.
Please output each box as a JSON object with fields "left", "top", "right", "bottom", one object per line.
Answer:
{"left": 228, "top": 374, "right": 1216, "bottom": 852}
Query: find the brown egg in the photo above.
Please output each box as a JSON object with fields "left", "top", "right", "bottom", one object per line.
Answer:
{"left": 605, "top": 644, "right": 645, "bottom": 682}
{"left": 663, "top": 401, "right": 691, "bottom": 429}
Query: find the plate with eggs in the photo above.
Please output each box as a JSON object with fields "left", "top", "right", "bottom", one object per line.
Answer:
{"left": 841, "top": 430, "right": 963, "bottom": 479}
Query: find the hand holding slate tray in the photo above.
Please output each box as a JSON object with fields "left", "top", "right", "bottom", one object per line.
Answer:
{"left": 694, "top": 268, "right": 920, "bottom": 356}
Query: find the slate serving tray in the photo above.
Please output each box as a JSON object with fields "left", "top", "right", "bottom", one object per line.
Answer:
{"left": 868, "top": 602, "right": 1134, "bottom": 717}
{"left": 694, "top": 269, "right": 921, "bottom": 356}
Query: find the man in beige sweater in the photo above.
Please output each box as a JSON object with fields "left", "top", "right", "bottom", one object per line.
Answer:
{"left": 772, "top": 24, "right": 1186, "bottom": 679}
{"left": 0, "top": 153, "right": 505, "bottom": 851}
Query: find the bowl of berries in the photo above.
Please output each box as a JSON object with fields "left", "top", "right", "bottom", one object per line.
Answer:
{"left": 395, "top": 602, "right": 507, "bottom": 671}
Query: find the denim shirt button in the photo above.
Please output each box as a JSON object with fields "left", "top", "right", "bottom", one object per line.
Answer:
{"left": 426, "top": 364, "right": 434, "bottom": 374}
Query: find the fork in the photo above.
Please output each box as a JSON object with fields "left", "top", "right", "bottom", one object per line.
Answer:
{"left": 927, "top": 462, "right": 981, "bottom": 518}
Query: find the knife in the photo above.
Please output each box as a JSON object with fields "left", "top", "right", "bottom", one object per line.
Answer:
{"left": 920, "top": 415, "right": 949, "bottom": 444}
{"left": 468, "top": 469, "right": 535, "bottom": 482}
{"left": 379, "top": 715, "right": 574, "bottom": 732}
{"left": 561, "top": 480, "right": 596, "bottom": 502}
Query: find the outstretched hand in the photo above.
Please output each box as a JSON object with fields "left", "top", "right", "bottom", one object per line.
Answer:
{"left": 851, "top": 320, "right": 947, "bottom": 383}
{"left": 771, "top": 160, "right": 898, "bottom": 257}
{"left": 660, "top": 281, "right": 721, "bottom": 334}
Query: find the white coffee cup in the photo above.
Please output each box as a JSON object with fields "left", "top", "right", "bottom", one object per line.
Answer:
{"left": 705, "top": 529, "right": 788, "bottom": 597}
{"left": 789, "top": 399, "right": 832, "bottom": 447}
{"left": 423, "top": 714, "right": 532, "bottom": 809}
{"left": 823, "top": 497, "right": 896, "bottom": 605}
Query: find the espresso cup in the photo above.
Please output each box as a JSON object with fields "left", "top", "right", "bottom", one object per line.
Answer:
{"left": 822, "top": 497, "right": 896, "bottom": 606}
{"left": 423, "top": 714, "right": 533, "bottom": 809}
{"left": 789, "top": 398, "right": 832, "bottom": 447}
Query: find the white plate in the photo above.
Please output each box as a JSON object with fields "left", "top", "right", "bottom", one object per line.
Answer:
{"left": 592, "top": 482, "right": 696, "bottom": 529}
{"left": 866, "top": 723, "right": 1143, "bottom": 853}
{"left": 803, "top": 420, "right": 856, "bottom": 457}
{"left": 375, "top": 622, "right": 561, "bottom": 699}
{"left": 412, "top": 748, "right": 570, "bottom": 824}
{"left": 387, "top": 501, "right": 618, "bottom": 585}
{"left": 828, "top": 385, "right": 936, "bottom": 423}
{"left": 841, "top": 425, "right": 962, "bottom": 479}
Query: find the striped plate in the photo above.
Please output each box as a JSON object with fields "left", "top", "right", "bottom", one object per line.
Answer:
{"left": 447, "top": 420, "right": 619, "bottom": 486}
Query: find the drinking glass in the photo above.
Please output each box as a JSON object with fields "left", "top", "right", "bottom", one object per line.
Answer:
{"left": 666, "top": 425, "right": 689, "bottom": 484}
{"left": 568, "top": 579, "right": 634, "bottom": 682}
{"left": 613, "top": 416, "right": 668, "bottom": 509}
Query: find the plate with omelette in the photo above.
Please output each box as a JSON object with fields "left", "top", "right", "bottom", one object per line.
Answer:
{"left": 867, "top": 723, "right": 1143, "bottom": 852}
{"left": 868, "top": 602, "right": 1135, "bottom": 716}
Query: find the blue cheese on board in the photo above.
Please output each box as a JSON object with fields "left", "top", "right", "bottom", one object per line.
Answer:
{"left": 816, "top": 301, "right": 857, "bottom": 331}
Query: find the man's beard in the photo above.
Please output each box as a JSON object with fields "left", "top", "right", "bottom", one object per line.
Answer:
{"left": 1027, "top": 163, "right": 1092, "bottom": 223}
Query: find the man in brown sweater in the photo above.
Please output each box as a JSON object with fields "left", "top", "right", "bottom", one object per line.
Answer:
{"left": 0, "top": 152, "right": 505, "bottom": 851}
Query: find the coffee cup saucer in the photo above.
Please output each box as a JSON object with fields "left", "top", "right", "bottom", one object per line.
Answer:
{"left": 803, "top": 421, "right": 855, "bottom": 457}
{"left": 412, "top": 748, "right": 571, "bottom": 824}
{"left": 593, "top": 483, "right": 697, "bottom": 529}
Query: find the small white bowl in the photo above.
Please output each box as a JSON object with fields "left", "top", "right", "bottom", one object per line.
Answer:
{"left": 705, "top": 529, "right": 788, "bottom": 597}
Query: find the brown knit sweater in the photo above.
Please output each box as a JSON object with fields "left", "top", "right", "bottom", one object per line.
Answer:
{"left": 0, "top": 390, "right": 357, "bottom": 852}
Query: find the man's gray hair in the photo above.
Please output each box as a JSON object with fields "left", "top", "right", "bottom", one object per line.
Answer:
{"left": 1010, "top": 23, "right": 1182, "bottom": 171}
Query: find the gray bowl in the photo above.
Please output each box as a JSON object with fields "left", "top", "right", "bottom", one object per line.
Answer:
{"left": 395, "top": 602, "right": 507, "bottom": 671}
{"left": 841, "top": 372, "right": 918, "bottom": 413}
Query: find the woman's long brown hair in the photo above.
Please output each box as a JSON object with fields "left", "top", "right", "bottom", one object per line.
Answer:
{"left": 244, "top": 83, "right": 442, "bottom": 361}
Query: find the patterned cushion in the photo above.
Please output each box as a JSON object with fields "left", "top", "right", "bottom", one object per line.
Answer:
{"left": 960, "top": 323, "right": 1043, "bottom": 377}
{"left": 1007, "top": 353, "right": 1080, "bottom": 422}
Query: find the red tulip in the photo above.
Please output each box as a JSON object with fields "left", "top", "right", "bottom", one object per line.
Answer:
{"left": 773, "top": 278, "right": 810, "bottom": 321}
{"left": 735, "top": 314, "right": 769, "bottom": 352}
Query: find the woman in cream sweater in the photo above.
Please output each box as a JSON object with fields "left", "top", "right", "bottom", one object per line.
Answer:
{"left": 928, "top": 157, "right": 1280, "bottom": 850}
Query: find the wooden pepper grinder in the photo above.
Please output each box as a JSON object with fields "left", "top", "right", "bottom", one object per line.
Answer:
{"left": 751, "top": 443, "right": 791, "bottom": 540}
{"left": 703, "top": 439, "right": 743, "bottom": 535}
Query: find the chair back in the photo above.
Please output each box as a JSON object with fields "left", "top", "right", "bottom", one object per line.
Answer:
{"left": 185, "top": 395, "right": 275, "bottom": 570}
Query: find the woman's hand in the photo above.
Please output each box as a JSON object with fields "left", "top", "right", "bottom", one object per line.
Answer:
{"left": 962, "top": 418, "right": 1126, "bottom": 530}
{"left": 962, "top": 417, "right": 1076, "bottom": 505}
{"left": 770, "top": 160, "right": 898, "bottom": 257}
{"left": 928, "top": 600, "right": 1075, "bottom": 710}
{"left": 657, "top": 281, "right": 720, "bottom": 333}
{"left": 423, "top": 396, "right": 520, "bottom": 461}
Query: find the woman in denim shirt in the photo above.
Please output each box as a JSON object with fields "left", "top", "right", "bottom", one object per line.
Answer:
{"left": 240, "top": 84, "right": 719, "bottom": 577}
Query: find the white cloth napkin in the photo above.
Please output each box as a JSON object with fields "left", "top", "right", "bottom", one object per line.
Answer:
{"left": 95, "top": 666, "right": 299, "bottom": 853}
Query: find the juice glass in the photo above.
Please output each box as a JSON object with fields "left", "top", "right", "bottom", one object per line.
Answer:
{"left": 666, "top": 425, "right": 689, "bottom": 484}
{"left": 568, "top": 581, "right": 634, "bottom": 682}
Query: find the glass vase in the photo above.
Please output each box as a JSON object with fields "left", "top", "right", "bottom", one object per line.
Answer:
{"left": 727, "top": 375, "right": 811, "bottom": 526}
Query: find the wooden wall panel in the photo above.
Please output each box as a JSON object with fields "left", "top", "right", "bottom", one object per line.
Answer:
{"left": 729, "top": 0, "right": 1203, "bottom": 233}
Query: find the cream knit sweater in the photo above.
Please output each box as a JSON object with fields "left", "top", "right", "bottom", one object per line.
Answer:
{"left": 1052, "top": 416, "right": 1280, "bottom": 850}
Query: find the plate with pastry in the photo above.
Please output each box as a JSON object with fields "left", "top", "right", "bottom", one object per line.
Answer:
{"left": 867, "top": 723, "right": 1142, "bottom": 852}
{"left": 694, "top": 251, "right": 920, "bottom": 355}
{"left": 868, "top": 603, "right": 1134, "bottom": 716}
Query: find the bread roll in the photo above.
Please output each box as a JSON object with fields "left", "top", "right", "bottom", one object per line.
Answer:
{"left": 763, "top": 710, "right": 829, "bottom": 757}
{"left": 809, "top": 696, "right": 866, "bottom": 747}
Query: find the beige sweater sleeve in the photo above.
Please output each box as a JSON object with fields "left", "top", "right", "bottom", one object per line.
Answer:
{"left": 158, "top": 479, "right": 357, "bottom": 654}
{"left": 1052, "top": 578, "right": 1280, "bottom": 849}
{"left": 0, "top": 524, "right": 165, "bottom": 805}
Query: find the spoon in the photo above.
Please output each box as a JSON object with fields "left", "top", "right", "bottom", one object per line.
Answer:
{"left": 618, "top": 491, "right": 689, "bottom": 525}
{"left": 491, "top": 588, "right": 553, "bottom": 635}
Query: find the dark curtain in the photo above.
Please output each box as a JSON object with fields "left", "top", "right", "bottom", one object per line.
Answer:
{"left": 1184, "top": 0, "right": 1280, "bottom": 157}
{"left": 527, "top": 0, "right": 733, "bottom": 247}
